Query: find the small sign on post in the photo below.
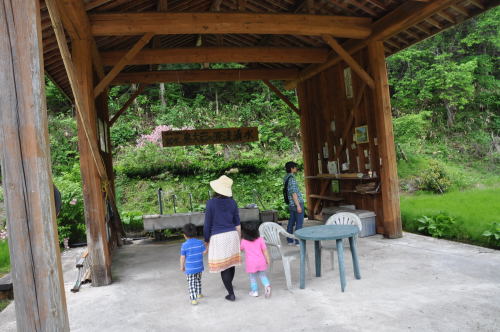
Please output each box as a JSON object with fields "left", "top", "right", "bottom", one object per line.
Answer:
{"left": 162, "top": 127, "right": 258, "bottom": 147}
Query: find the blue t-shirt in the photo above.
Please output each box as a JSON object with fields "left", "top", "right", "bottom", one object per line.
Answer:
{"left": 180, "top": 238, "right": 205, "bottom": 275}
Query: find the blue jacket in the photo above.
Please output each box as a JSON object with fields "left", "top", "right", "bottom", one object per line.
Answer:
{"left": 203, "top": 197, "right": 240, "bottom": 242}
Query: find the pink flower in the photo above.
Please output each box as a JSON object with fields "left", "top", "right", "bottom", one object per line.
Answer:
{"left": 69, "top": 198, "right": 77, "bottom": 205}
{"left": 0, "top": 229, "right": 7, "bottom": 240}
{"left": 136, "top": 125, "right": 194, "bottom": 147}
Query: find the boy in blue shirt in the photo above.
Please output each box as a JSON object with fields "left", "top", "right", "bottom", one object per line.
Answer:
{"left": 180, "top": 223, "right": 206, "bottom": 305}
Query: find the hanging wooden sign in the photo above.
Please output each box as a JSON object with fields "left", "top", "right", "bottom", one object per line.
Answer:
{"left": 162, "top": 127, "right": 258, "bottom": 147}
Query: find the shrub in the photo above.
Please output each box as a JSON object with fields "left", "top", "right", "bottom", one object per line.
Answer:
{"left": 53, "top": 164, "right": 87, "bottom": 245}
{"left": 418, "top": 160, "right": 452, "bottom": 193}
{"left": 417, "top": 213, "right": 458, "bottom": 238}
{"left": 393, "top": 111, "right": 431, "bottom": 144}
{"left": 482, "top": 221, "right": 500, "bottom": 248}
{"left": 121, "top": 211, "right": 144, "bottom": 233}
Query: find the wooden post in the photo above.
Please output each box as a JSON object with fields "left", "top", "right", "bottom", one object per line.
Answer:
{"left": 296, "top": 83, "right": 314, "bottom": 214}
{"left": 367, "top": 41, "right": 402, "bottom": 238}
{"left": 73, "top": 38, "right": 113, "bottom": 285}
{"left": 0, "top": 0, "right": 69, "bottom": 330}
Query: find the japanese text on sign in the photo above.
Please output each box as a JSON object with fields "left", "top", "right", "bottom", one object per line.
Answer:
{"left": 162, "top": 127, "right": 259, "bottom": 147}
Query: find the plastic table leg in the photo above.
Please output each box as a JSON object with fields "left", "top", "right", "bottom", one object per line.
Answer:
{"left": 299, "top": 239, "right": 306, "bottom": 289}
{"left": 336, "top": 238, "right": 346, "bottom": 292}
{"left": 349, "top": 236, "right": 361, "bottom": 279}
{"left": 314, "top": 240, "right": 321, "bottom": 277}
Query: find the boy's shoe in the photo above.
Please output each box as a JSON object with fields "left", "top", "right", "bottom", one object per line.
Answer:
{"left": 191, "top": 300, "right": 198, "bottom": 305}
{"left": 265, "top": 286, "right": 272, "bottom": 299}
{"left": 225, "top": 294, "right": 236, "bottom": 302}
{"left": 249, "top": 291, "right": 259, "bottom": 297}
{"left": 197, "top": 294, "right": 204, "bottom": 300}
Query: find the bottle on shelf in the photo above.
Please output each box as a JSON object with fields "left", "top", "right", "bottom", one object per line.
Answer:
{"left": 317, "top": 153, "right": 323, "bottom": 174}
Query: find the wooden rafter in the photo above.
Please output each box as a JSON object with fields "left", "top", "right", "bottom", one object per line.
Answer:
{"left": 321, "top": 35, "right": 375, "bottom": 89}
{"left": 468, "top": 0, "right": 485, "bottom": 10}
{"left": 210, "top": 0, "right": 224, "bottom": 11}
{"left": 285, "top": 0, "right": 459, "bottom": 89}
{"left": 94, "top": 32, "right": 154, "bottom": 97}
{"left": 263, "top": 80, "right": 300, "bottom": 115}
{"left": 112, "top": 68, "right": 299, "bottom": 84}
{"left": 109, "top": 85, "right": 147, "bottom": 126}
{"left": 89, "top": 13, "right": 372, "bottom": 39}
{"left": 345, "top": 0, "right": 378, "bottom": 16}
{"left": 101, "top": 47, "right": 329, "bottom": 66}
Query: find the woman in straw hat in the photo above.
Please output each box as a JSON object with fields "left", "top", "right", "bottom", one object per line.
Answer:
{"left": 203, "top": 175, "right": 242, "bottom": 301}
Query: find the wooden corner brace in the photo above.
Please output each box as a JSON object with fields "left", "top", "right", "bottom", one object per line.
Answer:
{"left": 321, "top": 35, "right": 375, "bottom": 89}
{"left": 262, "top": 80, "right": 300, "bottom": 115}
{"left": 93, "top": 32, "right": 155, "bottom": 98}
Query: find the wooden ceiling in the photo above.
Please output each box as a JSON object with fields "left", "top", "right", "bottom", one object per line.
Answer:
{"left": 40, "top": 0, "right": 498, "bottom": 100}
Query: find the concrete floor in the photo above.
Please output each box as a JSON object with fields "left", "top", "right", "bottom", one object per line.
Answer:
{"left": 1, "top": 227, "right": 499, "bottom": 332}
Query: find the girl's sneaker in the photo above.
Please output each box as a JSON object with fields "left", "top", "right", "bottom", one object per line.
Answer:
{"left": 264, "top": 286, "right": 272, "bottom": 298}
{"left": 249, "top": 291, "right": 259, "bottom": 297}
{"left": 191, "top": 300, "right": 198, "bottom": 305}
{"left": 197, "top": 294, "right": 204, "bottom": 300}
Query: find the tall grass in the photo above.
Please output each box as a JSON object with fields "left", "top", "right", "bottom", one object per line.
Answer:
{"left": 401, "top": 187, "right": 500, "bottom": 246}
{"left": 0, "top": 240, "right": 10, "bottom": 276}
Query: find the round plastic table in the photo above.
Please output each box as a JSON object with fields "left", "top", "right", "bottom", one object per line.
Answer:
{"left": 295, "top": 224, "right": 361, "bottom": 291}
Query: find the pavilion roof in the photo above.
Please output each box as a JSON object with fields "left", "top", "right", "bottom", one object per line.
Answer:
{"left": 40, "top": 0, "right": 497, "bottom": 100}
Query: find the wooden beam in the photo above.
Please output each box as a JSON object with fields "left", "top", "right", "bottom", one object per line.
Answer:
{"left": 109, "top": 84, "right": 147, "bottom": 126}
{"left": 45, "top": 0, "right": 108, "bottom": 179}
{"left": 112, "top": 68, "right": 299, "bottom": 84}
{"left": 89, "top": 13, "right": 372, "bottom": 39}
{"left": 285, "top": 0, "right": 458, "bottom": 89}
{"left": 94, "top": 32, "right": 154, "bottom": 97}
{"left": 321, "top": 35, "right": 375, "bottom": 89}
{"left": 368, "top": 41, "right": 402, "bottom": 238}
{"left": 263, "top": 80, "right": 300, "bottom": 115}
{"left": 0, "top": 0, "right": 69, "bottom": 330}
{"left": 73, "top": 38, "right": 113, "bottom": 285}
{"left": 55, "top": 0, "right": 105, "bottom": 80}
{"left": 102, "top": 47, "right": 329, "bottom": 66}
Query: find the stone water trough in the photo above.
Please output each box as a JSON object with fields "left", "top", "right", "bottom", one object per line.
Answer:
{"left": 143, "top": 208, "right": 261, "bottom": 231}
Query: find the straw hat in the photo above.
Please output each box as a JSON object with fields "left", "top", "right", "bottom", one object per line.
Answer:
{"left": 210, "top": 175, "right": 233, "bottom": 197}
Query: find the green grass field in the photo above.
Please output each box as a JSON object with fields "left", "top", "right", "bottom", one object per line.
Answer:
{"left": 0, "top": 240, "right": 10, "bottom": 276}
{"left": 401, "top": 187, "right": 500, "bottom": 247}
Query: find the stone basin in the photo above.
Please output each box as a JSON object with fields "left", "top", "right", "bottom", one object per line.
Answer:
{"left": 143, "top": 208, "right": 260, "bottom": 231}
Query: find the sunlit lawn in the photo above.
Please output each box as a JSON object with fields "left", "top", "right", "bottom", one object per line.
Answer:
{"left": 401, "top": 187, "right": 500, "bottom": 246}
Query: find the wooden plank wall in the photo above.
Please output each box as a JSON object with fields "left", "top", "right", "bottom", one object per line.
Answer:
{"left": 297, "top": 47, "right": 390, "bottom": 235}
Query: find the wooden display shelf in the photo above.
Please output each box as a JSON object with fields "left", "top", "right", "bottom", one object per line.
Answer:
{"left": 339, "top": 190, "right": 380, "bottom": 195}
{"left": 309, "top": 194, "right": 344, "bottom": 202}
{"left": 306, "top": 173, "right": 377, "bottom": 180}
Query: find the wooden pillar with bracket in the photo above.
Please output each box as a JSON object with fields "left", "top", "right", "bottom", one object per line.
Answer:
{"left": 367, "top": 41, "right": 402, "bottom": 238}
{"left": 0, "top": 0, "right": 70, "bottom": 329}
{"left": 73, "top": 38, "right": 112, "bottom": 285}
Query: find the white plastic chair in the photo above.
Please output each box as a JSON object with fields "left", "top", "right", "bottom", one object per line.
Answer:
{"left": 258, "top": 222, "right": 311, "bottom": 290}
{"left": 321, "top": 212, "right": 362, "bottom": 270}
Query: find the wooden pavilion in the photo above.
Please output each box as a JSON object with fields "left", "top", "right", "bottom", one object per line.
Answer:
{"left": 0, "top": 0, "right": 497, "bottom": 329}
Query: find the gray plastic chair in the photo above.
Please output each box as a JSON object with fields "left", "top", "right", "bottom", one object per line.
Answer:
{"left": 258, "top": 222, "right": 311, "bottom": 290}
{"left": 321, "top": 212, "right": 362, "bottom": 270}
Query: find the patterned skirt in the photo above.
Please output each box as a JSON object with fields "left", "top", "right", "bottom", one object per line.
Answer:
{"left": 208, "top": 230, "right": 241, "bottom": 273}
